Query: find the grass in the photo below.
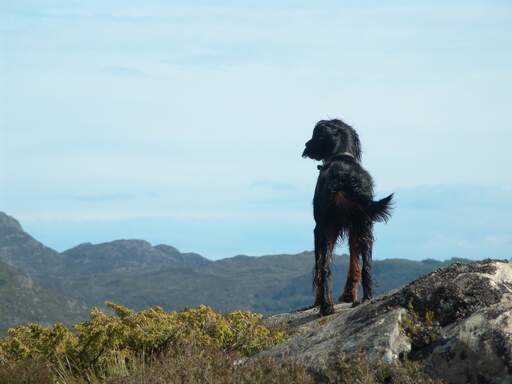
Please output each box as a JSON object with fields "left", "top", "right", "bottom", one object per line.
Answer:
{"left": 0, "top": 348, "right": 445, "bottom": 384}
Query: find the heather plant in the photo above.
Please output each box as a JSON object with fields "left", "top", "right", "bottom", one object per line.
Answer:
{"left": 0, "top": 303, "right": 285, "bottom": 380}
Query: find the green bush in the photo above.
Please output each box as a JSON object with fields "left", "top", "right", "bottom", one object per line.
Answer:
{"left": 0, "top": 303, "right": 284, "bottom": 381}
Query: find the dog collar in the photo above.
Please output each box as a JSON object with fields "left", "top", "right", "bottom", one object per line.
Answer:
{"left": 317, "top": 152, "right": 355, "bottom": 171}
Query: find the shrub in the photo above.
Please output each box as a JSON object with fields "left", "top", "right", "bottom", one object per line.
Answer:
{"left": 0, "top": 303, "right": 284, "bottom": 381}
{"left": 0, "top": 304, "right": 444, "bottom": 384}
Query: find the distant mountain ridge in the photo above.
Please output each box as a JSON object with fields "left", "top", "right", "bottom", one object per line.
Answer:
{"left": 0, "top": 211, "right": 474, "bottom": 334}
{"left": 61, "top": 239, "right": 210, "bottom": 274}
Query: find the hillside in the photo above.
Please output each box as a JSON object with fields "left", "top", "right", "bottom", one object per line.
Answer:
{"left": 0, "top": 261, "right": 85, "bottom": 333}
{"left": 46, "top": 249, "right": 467, "bottom": 315}
{"left": 3, "top": 260, "right": 510, "bottom": 384}
{"left": 0, "top": 211, "right": 473, "bottom": 334}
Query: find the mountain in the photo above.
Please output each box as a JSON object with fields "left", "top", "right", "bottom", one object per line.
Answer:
{"left": 0, "top": 211, "right": 475, "bottom": 334}
{"left": 0, "top": 260, "right": 85, "bottom": 334}
{"left": 60, "top": 240, "right": 210, "bottom": 274}
{"left": 154, "top": 244, "right": 211, "bottom": 267}
{"left": 0, "top": 212, "right": 63, "bottom": 279}
{"left": 48, "top": 249, "right": 468, "bottom": 315}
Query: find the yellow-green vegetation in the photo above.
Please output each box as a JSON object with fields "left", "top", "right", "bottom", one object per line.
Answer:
{"left": 0, "top": 303, "right": 444, "bottom": 384}
{"left": 401, "top": 302, "right": 436, "bottom": 337}
{"left": 0, "top": 303, "right": 285, "bottom": 382}
{"left": 400, "top": 302, "right": 441, "bottom": 354}
{"left": 401, "top": 303, "right": 422, "bottom": 336}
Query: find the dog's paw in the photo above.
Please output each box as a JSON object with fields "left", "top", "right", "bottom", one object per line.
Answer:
{"left": 319, "top": 304, "right": 335, "bottom": 317}
{"left": 338, "top": 293, "right": 355, "bottom": 303}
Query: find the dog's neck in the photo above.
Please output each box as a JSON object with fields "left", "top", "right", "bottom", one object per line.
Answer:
{"left": 318, "top": 152, "right": 355, "bottom": 171}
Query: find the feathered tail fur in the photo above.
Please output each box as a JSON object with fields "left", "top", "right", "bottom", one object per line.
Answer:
{"left": 367, "top": 193, "right": 394, "bottom": 223}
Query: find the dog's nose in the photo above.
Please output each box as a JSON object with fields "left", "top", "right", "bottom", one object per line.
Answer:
{"left": 302, "top": 147, "right": 309, "bottom": 158}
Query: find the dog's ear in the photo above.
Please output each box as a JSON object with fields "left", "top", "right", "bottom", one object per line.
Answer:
{"left": 332, "top": 119, "right": 362, "bottom": 161}
{"left": 350, "top": 128, "right": 362, "bottom": 161}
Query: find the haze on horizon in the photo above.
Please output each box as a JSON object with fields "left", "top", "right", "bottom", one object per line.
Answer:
{"left": 1, "top": 0, "right": 511, "bottom": 260}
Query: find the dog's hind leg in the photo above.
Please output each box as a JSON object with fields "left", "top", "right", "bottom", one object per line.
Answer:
{"left": 338, "top": 230, "right": 362, "bottom": 304}
{"left": 360, "top": 226, "right": 374, "bottom": 302}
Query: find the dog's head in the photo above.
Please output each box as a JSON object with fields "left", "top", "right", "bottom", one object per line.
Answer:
{"left": 302, "top": 119, "right": 361, "bottom": 162}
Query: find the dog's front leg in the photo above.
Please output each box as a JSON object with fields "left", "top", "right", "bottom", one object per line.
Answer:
{"left": 312, "top": 225, "right": 323, "bottom": 307}
{"left": 317, "top": 227, "right": 337, "bottom": 316}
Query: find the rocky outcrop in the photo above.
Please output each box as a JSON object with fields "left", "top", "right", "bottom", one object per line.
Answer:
{"left": 258, "top": 259, "right": 512, "bottom": 384}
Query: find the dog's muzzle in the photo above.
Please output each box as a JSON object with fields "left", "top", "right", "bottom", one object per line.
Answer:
{"left": 302, "top": 140, "right": 313, "bottom": 158}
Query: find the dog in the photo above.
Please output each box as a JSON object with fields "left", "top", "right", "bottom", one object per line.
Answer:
{"left": 302, "top": 119, "right": 393, "bottom": 316}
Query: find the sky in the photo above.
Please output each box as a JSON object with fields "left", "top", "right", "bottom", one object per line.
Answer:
{"left": 1, "top": 0, "right": 511, "bottom": 260}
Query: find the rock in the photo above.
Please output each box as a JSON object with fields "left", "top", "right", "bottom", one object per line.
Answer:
{"left": 257, "top": 259, "right": 512, "bottom": 384}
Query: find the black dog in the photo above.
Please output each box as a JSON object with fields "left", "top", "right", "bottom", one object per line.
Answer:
{"left": 302, "top": 119, "right": 393, "bottom": 316}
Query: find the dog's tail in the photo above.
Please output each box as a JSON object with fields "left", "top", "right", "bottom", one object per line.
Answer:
{"left": 367, "top": 194, "right": 394, "bottom": 223}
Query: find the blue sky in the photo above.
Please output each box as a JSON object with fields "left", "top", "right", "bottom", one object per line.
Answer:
{"left": 1, "top": 1, "right": 511, "bottom": 260}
